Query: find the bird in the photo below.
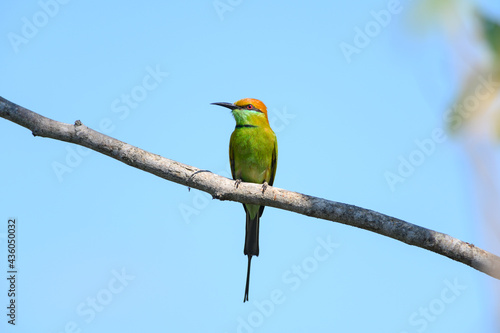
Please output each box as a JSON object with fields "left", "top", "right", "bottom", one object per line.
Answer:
{"left": 211, "top": 98, "right": 278, "bottom": 302}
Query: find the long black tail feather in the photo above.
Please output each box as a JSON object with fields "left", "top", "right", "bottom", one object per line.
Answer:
{"left": 243, "top": 211, "right": 260, "bottom": 302}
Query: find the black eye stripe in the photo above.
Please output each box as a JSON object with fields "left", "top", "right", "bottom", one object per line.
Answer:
{"left": 235, "top": 124, "right": 258, "bottom": 129}
{"left": 239, "top": 105, "right": 263, "bottom": 113}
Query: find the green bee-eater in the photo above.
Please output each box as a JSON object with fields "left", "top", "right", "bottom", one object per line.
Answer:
{"left": 211, "top": 98, "right": 278, "bottom": 302}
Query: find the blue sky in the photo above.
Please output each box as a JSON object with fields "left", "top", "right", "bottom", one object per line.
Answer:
{"left": 1, "top": 0, "right": 499, "bottom": 332}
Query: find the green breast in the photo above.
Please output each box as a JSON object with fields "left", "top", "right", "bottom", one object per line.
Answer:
{"left": 230, "top": 127, "right": 276, "bottom": 184}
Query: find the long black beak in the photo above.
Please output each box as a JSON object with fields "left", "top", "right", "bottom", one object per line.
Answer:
{"left": 211, "top": 102, "right": 238, "bottom": 110}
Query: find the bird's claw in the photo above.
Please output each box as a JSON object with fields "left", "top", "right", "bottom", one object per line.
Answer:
{"left": 261, "top": 182, "right": 268, "bottom": 194}
{"left": 235, "top": 179, "right": 242, "bottom": 189}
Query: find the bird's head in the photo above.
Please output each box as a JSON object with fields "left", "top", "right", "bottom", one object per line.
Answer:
{"left": 211, "top": 98, "right": 269, "bottom": 125}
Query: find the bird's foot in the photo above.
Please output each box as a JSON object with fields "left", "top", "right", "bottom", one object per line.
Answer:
{"left": 187, "top": 169, "right": 212, "bottom": 191}
{"left": 261, "top": 182, "right": 268, "bottom": 194}
{"left": 234, "top": 179, "right": 242, "bottom": 189}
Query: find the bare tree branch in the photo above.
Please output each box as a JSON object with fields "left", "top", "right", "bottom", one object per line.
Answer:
{"left": 2, "top": 95, "right": 500, "bottom": 279}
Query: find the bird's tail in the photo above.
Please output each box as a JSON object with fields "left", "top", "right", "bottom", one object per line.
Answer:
{"left": 244, "top": 210, "right": 260, "bottom": 302}
{"left": 244, "top": 255, "right": 252, "bottom": 302}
